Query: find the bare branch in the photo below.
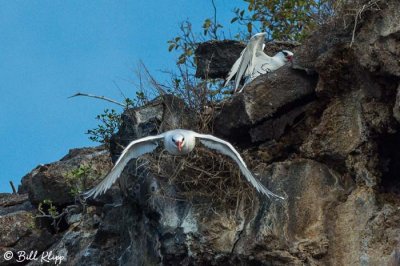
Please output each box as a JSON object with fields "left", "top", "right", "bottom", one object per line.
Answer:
{"left": 9, "top": 181, "right": 17, "bottom": 194}
{"left": 139, "top": 61, "right": 167, "bottom": 96}
{"left": 350, "top": 0, "right": 381, "bottom": 47}
{"left": 68, "top": 92, "right": 126, "bottom": 107}
{"left": 211, "top": 0, "right": 218, "bottom": 39}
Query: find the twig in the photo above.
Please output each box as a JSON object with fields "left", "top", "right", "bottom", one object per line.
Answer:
{"left": 68, "top": 92, "right": 126, "bottom": 107}
{"left": 139, "top": 61, "right": 167, "bottom": 96}
{"left": 350, "top": 0, "right": 381, "bottom": 47}
{"left": 211, "top": 0, "right": 218, "bottom": 39}
{"left": 35, "top": 210, "right": 68, "bottom": 220}
{"left": 9, "top": 181, "right": 17, "bottom": 194}
{"left": 113, "top": 80, "right": 133, "bottom": 108}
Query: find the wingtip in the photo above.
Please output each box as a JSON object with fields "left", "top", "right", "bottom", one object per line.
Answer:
{"left": 236, "top": 85, "right": 245, "bottom": 93}
{"left": 258, "top": 186, "right": 285, "bottom": 201}
{"left": 275, "top": 195, "right": 286, "bottom": 201}
{"left": 82, "top": 190, "right": 93, "bottom": 200}
{"left": 270, "top": 193, "right": 285, "bottom": 201}
{"left": 82, "top": 187, "right": 98, "bottom": 200}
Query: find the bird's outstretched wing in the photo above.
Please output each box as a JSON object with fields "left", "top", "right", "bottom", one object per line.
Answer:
{"left": 195, "top": 133, "right": 284, "bottom": 200}
{"left": 224, "top": 46, "right": 253, "bottom": 92}
{"left": 84, "top": 134, "right": 165, "bottom": 199}
{"left": 233, "top": 46, "right": 254, "bottom": 92}
{"left": 224, "top": 49, "right": 245, "bottom": 87}
{"left": 224, "top": 33, "right": 267, "bottom": 92}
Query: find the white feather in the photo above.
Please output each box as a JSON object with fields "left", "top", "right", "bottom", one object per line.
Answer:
{"left": 224, "top": 50, "right": 244, "bottom": 87}
{"left": 84, "top": 134, "right": 164, "bottom": 199}
{"left": 195, "top": 133, "right": 284, "bottom": 200}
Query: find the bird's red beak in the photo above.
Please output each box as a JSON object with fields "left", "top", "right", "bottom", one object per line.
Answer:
{"left": 287, "top": 55, "right": 293, "bottom": 62}
{"left": 177, "top": 141, "right": 183, "bottom": 152}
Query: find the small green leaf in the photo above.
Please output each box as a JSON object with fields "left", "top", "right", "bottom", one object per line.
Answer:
{"left": 177, "top": 55, "right": 186, "bottom": 64}
{"left": 168, "top": 44, "right": 175, "bottom": 52}
{"left": 203, "top": 18, "right": 212, "bottom": 29}
{"left": 247, "top": 22, "right": 253, "bottom": 33}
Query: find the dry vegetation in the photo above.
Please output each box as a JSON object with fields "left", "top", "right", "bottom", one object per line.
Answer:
{"left": 138, "top": 147, "right": 258, "bottom": 215}
{"left": 334, "top": 0, "right": 383, "bottom": 46}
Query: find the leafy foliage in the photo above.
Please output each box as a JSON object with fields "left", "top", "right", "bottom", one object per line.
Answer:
{"left": 66, "top": 163, "right": 96, "bottom": 197}
{"left": 202, "top": 18, "right": 223, "bottom": 40}
{"left": 37, "top": 199, "right": 71, "bottom": 233}
{"left": 86, "top": 109, "right": 122, "bottom": 146}
{"left": 232, "top": 0, "right": 335, "bottom": 41}
{"left": 167, "top": 1, "right": 223, "bottom": 67}
{"left": 38, "top": 199, "right": 59, "bottom": 218}
{"left": 85, "top": 90, "right": 150, "bottom": 145}
{"left": 164, "top": 18, "right": 229, "bottom": 127}
{"left": 129, "top": 90, "right": 149, "bottom": 107}
{"left": 167, "top": 21, "right": 201, "bottom": 66}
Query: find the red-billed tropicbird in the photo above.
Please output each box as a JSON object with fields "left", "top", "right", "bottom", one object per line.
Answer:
{"left": 224, "top": 32, "right": 294, "bottom": 93}
{"left": 84, "top": 129, "right": 284, "bottom": 200}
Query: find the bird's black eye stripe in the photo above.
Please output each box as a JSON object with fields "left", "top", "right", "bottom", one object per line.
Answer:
{"left": 282, "top": 50, "right": 288, "bottom": 56}
{"left": 182, "top": 137, "right": 185, "bottom": 141}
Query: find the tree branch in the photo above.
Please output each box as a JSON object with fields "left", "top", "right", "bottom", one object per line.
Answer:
{"left": 211, "top": 0, "right": 218, "bottom": 38}
{"left": 68, "top": 92, "right": 126, "bottom": 107}
{"left": 9, "top": 181, "right": 17, "bottom": 194}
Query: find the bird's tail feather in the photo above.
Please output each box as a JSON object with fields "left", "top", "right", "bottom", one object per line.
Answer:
{"left": 252, "top": 176, "right": 285, "bottom": 200}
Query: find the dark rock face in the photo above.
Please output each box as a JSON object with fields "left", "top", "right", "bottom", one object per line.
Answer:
{"left": 354, "top": 0, "right": 400, "bottom": 77}
{"left": 4, "top": 0, "right": 400, "bottom": 265}
{"left": 0, "top": 193, "right": 32, "bottom": 215}
{"left": 233, "top": 159, "right": 345, "bottom": 265}
{"left": 214, "top": 67, "right": 317, "bottom": 144}
{"left": 19, "top": 146, "right": 112, "bottom": 206}
{"left": 195, "top": 40, "right": 245, "bottom": 79}
{"left": 301, "top": 91, "right": 366, "bottom": 160}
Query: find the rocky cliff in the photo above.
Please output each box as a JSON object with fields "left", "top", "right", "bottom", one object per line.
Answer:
{"left": 2, "top": 0, "right": 400, "bottom": 265}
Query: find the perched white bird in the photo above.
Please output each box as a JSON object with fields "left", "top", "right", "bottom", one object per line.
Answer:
{"left": 84, "top": 129, "right": 284, "bottom": 200}
{"left": 224, "top": 32, "right": 294, "bottom": 93}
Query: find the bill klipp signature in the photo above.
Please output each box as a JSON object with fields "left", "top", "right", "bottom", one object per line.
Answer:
{"left": 4, "top": 250, "right": 65, "bottom": 265}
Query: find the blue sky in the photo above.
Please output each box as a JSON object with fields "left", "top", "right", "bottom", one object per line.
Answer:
{"left": 0, "top": 0, "right": 246, "bottom": 192}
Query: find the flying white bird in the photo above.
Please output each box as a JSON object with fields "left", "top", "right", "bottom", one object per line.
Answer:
{"left": 84, "top": 129, "right": 284, "bottom": 200}
{"left": 224, "top": 32, "right": 294, "bottom": 93}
